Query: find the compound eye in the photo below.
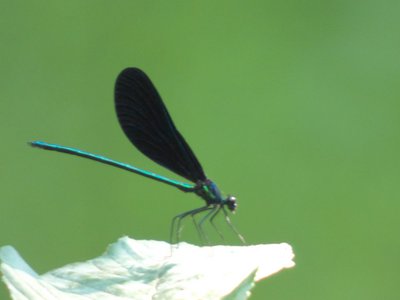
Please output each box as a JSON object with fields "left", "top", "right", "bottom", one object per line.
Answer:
{"left": 226, "top": 196, "right": 237, "bottom": 211}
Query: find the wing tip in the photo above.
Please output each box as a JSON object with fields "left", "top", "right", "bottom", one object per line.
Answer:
{"left": 118, "top": 67, "right": 146, "bottom": 79}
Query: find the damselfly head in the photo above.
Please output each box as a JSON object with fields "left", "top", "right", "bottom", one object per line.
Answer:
{"left": 225, "top": 195, "right": 237, "bottom": 212}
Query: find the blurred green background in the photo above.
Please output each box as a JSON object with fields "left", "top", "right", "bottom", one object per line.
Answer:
{"left": 1, "top": 1, "right": 400, "bottom": 299}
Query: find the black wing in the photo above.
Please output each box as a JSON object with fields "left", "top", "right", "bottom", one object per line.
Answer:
{"left": 115, "top": 68, "right": 206, "bottom": 183}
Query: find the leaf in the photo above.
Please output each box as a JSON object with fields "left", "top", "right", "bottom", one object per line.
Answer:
{"left": 0, "top": 237, "right": 295, "bottom": 300}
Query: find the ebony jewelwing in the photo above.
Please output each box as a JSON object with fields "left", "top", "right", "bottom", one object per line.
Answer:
{"left": 31, "top": 68, "right": 244, "bottom": 244}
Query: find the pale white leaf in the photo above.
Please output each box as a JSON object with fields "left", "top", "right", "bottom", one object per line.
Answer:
{"left": 1, "top": 237, "right": 295, "bottom": 300}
